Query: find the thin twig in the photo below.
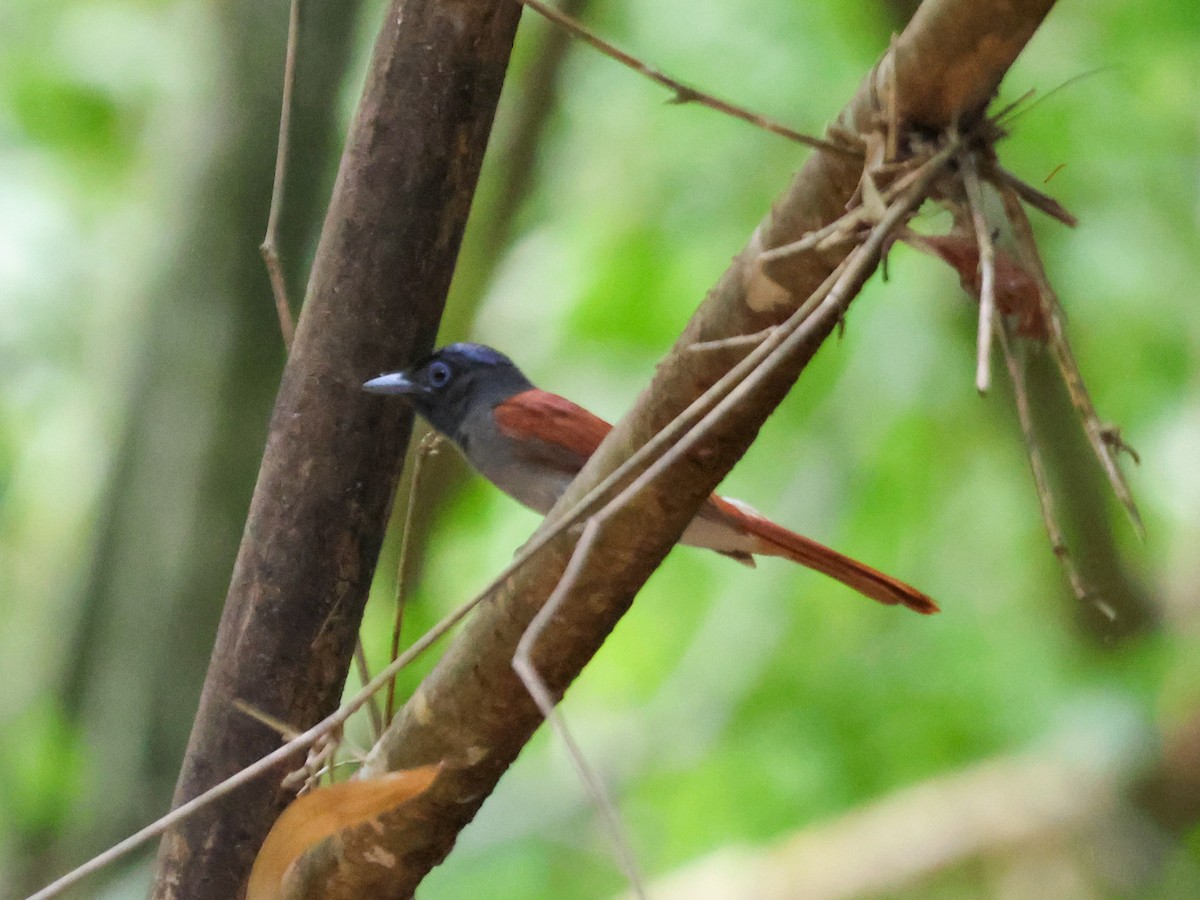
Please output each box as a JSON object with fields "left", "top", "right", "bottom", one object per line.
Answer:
{"left": 230, "top": 703, "right": 357, "bottom": 794}
{"left": 279, "top": 728, "right": 348, "bottom": 794}
{"left": 884, "top": 35, "right": 900, "bottom": 163}
{"left": 988, "top": 87, "right": 1036, "bottom": 126}
{"left": 353, "top": 642, "right": 383, "bottom": 740}
{"left": 512, "top": 139, "right": 957, "bottom": 900}
{"left": 960, "top": 148, "right": 997, "bottom": 393}
{"left": 686, "top": 327, "right": 777, "bottom": 353}
{"left": 759, "top": 156, "right": 938, "bottom": 265}
{"left": 386, "top": 433, "right": 443, "bottom": 724}
{"left": 996, "top": 180, "right": 1143, "bottom": 536}
{"left": 995, "top": 324, "right": 1090, "bottom": 604}
{"left": 260, "top": 0, "right": 300, "bottom": 351}
{"left": 758, "top": 208, "right": 871, "bottom": 263}
{"left": 233, "top": 699, "right": 302, "bottom": 742}
{"left": 513, "top": 517, "right": 647, "bottom": 898}
{"left": 990, "top": 163, "right": 1078, "bottom": 228}
{"left": 994, "top": 67, "right": 1114, "bottom": 130}
{"left": 1044, "top": 162, "right": 1066, "bottom": 184}
{"left": 512, "top": 0, "right": 854, "bottom": 158}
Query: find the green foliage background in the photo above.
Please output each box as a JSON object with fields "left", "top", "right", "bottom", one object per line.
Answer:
{"left": 2, "top": 0, "right": 1199, "bottom": 897}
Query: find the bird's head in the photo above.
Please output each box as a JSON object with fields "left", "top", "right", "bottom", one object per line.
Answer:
{"left": 363, "top": 342, "right": 532, "bottom": 438}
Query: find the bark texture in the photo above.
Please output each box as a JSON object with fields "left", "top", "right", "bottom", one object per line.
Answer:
{"left": 150, "top": 2, "right": 521, "bottom": 898}
{"left": 302, "top": 0, "right": 1059, "bottom": 896}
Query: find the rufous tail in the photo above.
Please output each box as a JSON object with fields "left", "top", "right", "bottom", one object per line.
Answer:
{"left": 742, "top": 514, "right": 938, "bottom": 614}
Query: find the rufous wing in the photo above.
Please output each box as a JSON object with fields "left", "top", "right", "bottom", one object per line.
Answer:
{"left": 493, "top": 389, "right": 613, "bottom": 476}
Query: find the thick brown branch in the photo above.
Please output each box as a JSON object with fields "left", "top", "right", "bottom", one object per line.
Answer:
{"left": 149, "top": 2, "right": 521, "bottom": 898}
{"left": 302, "top": 0, "right": 1058, "bottom": 895}
{"left": 892, "top": 0, "right": 1055, "bottom": 129}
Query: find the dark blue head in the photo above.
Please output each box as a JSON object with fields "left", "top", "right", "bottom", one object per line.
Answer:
{"left": 363, "top": 343, "right": 534, "bottom": 440}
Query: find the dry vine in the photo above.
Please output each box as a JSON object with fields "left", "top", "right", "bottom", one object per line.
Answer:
{"left": 895, "top": 95, "right": 1141, "bottom": 611}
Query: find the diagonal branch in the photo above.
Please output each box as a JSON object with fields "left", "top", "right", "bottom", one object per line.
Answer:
{"left": 298, "top": 1, "right": 1059, "bottom": 896}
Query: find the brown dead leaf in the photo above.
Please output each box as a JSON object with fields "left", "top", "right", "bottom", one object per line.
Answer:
{"left": 901, "top": 230, "right": 1046, "bottom": 337}
{"left": 246, "top": 763, "right": 442, "bottom": 900}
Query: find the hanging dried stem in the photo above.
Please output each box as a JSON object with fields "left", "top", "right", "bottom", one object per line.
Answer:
{"left": 889, "top": 85, "right": 1138, "bottom": 613}
{"left": 995, "top": 180, "right": 1143, "bottom": 536}
{"left": 959, "top": 148, "right": 998, "bottom": 392}
{"left": 996, "top": 325, "right": 1091, "bottom": 604}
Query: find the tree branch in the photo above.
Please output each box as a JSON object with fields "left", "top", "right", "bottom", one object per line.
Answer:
{"left": 149, "top": 2, "right": 521, "bottom": 898}
{"left": 300, "top": 0, "right": 1058, "bottom": 896}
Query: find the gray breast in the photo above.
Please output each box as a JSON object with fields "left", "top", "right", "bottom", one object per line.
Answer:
{"left": 454, "top": 402, "right": 574, "bottom": 516}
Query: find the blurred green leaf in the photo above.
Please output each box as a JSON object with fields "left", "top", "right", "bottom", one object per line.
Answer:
{"left": 0, "top": 700, "right": 83, "bottom": 838}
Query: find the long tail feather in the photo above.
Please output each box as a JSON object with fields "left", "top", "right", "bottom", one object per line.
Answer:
{"left": 750, "top": 518, "right": 937, "bottom": 613}
{"left": 721, "top": 502, "right": 938, "bottom": 614}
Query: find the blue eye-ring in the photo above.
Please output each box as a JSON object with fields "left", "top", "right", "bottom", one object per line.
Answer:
{"left": 427, "top": 360, "right": 451, "bottom": 387}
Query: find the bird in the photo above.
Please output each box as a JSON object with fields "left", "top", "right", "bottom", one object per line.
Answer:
{"left": 364, "top": 343, "right": 937, "bottom": 614}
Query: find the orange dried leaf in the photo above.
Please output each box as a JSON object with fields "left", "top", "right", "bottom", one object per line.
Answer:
{"left": 247, "top": 763, "right": 441, "bottom": 900}
{"left": 903, "top": 231, "right": 1046, "bottom": 337}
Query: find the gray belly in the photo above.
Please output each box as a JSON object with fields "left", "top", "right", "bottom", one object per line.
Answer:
{"left": 483, "top": 459, "right": 574, "bottom": 515}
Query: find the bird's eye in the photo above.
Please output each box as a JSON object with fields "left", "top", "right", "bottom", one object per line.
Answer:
{"left": 427, "top": 360, "right": 452, "bottom": 388}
